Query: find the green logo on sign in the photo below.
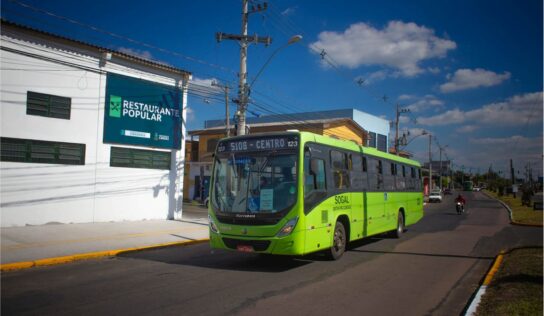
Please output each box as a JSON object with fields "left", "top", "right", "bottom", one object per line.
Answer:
{"left": 109, "top": 95, "right": 122, "bottom": 118}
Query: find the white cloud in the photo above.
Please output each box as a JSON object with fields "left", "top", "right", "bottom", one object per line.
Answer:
{"left": 185, "top": 106, "right": 196, "bottom": 121}
{"left": 427, "top": 67, "right": 441, "bottom": 74}
{"left": 399, "top": 116, "right": 411, "bottom": 124}
{"left": 117, "top": 47, "right": 153, "bottom": 60}
{"left": 281, "top": 6, "right": 297, "bottom": 16}
{"left": 188, "top": 77, "right": 224, "bottom": 104}
{"left": 405, "top": 95, "right": 445, "bottom": 113}
{"left": 469, "top": 135, "right": 529, "bottom": 145}
{"left": 398, "top": 94, "right": 416, "bottom": 101}
{"left": 310, "top": 21, "right": 456, "bottom": 77}
{"left": 417, "top": 91, "right": 543, "bottom": 126}
{"left": 440, "top": 68, "right": 511, "bottom": 93}
{"left": 457, "top": 125, "right": 479, "bottom": 133}
{"left": 189, "top": 77, "right": 222, "bottom": 92}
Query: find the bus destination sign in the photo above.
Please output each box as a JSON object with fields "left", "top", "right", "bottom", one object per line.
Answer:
{"left": 217, "top": 136, "right": 299, "bottom": 153}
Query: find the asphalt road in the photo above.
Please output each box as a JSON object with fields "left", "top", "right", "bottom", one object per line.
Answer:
{"left": 2, "top": 192, "right": 542, "bottom": 316}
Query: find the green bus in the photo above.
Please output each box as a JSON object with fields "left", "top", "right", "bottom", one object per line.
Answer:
{"left": 463, "top": 181, "right": 473, "bottom": 191}
{"left": 208, "top": 131, "right": 424, "bottom": 260}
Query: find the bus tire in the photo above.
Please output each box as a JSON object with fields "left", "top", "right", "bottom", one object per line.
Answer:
{"left": 394, "top": 211, "right": 404, "bottom": 238}
{"left": 329, "top": 221, "right": 346, "bottom": 260}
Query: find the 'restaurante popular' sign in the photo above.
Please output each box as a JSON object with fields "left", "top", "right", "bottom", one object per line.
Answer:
{"left": 104, "top": 73, "right": 183, "bottom": 149}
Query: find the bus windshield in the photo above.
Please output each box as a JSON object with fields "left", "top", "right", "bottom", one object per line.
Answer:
{"left": 212, "top": 152, "right": 297, "bottom": 214}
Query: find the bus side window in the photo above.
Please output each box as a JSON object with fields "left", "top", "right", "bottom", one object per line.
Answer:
{"left": 331, "top": 150, "right": 350, "bottom": 190}
{"left": 410, "top": 167, "right": 416, "bottom": 191}
{"left": 350, "top": 154, "right": 362, "bottom": 189}
{"left": 361, "top": 156, "right": 368, "bottom": 190}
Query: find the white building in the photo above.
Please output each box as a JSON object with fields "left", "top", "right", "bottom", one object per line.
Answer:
{"left": 0, "top": 21, "right": 191, "bottom": 226}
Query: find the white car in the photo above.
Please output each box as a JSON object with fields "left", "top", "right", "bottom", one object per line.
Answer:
{"left": 429, "top": 190, "right": 443, "bottom": 203}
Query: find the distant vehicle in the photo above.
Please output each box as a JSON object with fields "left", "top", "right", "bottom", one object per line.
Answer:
{"left": 444, "top": 188, "right": 452, "bottom": 195}
{"left": 463, "top": 181, "right": 473, "bottom": 191}
{"left": 534, "top": 192, "right": 543, "bottom": 210}
{"left": 473, "top": 186, "right": 481, "bottom": 192}
{"left": 429, "top": 190, "right": 443, "bottom": 203}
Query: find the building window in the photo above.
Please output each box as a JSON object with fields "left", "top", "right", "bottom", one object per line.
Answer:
{"left": 368, "top": 132, "right": 377, "bottom": 148}
{"left": 1, "top": 137, "right": 85, "bottom": 165}
{"left": 110, "top": 146, "right": 170, "bottom": 170}
{"left": 27, "top": 91, "right": 71, "bottom": 119}
{"left": 377, "top": 134, "right": 387, "bottom": 152}
{"left": 207, "top": 138, "right": 218, "bottom": 153}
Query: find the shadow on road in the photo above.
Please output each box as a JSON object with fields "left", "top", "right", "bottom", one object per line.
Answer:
{"left": 118, "top": 243, "right": 314, "bottom": 273}
{"left": 118, "top": 236, "right": 387, "bottom": 273}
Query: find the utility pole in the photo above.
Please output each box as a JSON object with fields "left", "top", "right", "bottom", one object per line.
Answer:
{"left": 216, "top": 0, "right": 271, "bottom": 136}
{"left": 428, "top": 134, "right": 433, "bottom": 192}
{"left": 394, "top": 104, "right": 410, "bottom": 155}
{"left": 510, "top": 159, "right": 515, "bottom": 185}
{"left": 437, "top": 144, "right": 448, "bottom": 190}
{"left": 211, "top": 81, "right": 231, "bottom": 137}
{"left": 439, "top": 146, "right": 443, "bottom": 190}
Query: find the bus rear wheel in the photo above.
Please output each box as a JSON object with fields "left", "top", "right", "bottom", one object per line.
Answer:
{"left": 329, "top": 221, "right": 346, "bottom": 260}
{"left": 394, "top": 211, "right": 404, "bottom": 238}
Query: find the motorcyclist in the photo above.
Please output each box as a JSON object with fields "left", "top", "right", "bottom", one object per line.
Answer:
{"left": 455, "top": 194, "right": 466, "bottom": 213}
{"left": 455, "top": 194, "right": 466, "bottom": 204}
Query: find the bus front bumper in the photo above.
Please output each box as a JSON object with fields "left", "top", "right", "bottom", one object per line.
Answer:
{"left": 209, "top": 230, "right": 304, "bottom": 256}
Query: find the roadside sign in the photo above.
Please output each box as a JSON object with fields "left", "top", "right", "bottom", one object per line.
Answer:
{"left": 104, "top": 73, "right": 183, "bottom": 149}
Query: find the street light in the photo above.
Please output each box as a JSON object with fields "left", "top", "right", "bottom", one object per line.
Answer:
{"left": 400, "top": 130, "right": 428, "bottom": 149}
{"left": 236, "top": 34, "right": 302, "bottom": 136}
{"left": 249, "top": 35, "right": 302, "bottom": 87}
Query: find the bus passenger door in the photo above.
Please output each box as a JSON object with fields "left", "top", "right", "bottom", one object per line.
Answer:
{"left": 303, "top": 146, "right": 332, "bottom": 254}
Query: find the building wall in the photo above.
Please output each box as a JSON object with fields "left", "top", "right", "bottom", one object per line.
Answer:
{"left": 323, "top": 122, "right": 364, "bottom": 144}
{"left": 1, "top": 28, "right": 188, "bottom": 226}
{"left": 198, "top": 134, "right": 222, "bottom": 162}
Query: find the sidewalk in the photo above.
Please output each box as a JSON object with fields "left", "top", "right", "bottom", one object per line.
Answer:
{"left": 0, "top": 203, "right": 210, "bottom": 269}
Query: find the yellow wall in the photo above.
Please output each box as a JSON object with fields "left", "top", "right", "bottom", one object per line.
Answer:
{"left": 198, "top": 134, "right": 223, "bottom": 162}
{"left": 324, "top": 122, "right": 365, "bottom": 145}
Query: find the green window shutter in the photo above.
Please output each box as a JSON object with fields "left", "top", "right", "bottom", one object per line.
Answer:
{"left": 27, "top": 91, "right": 71, "bottom": 119}
{"left": 110, "top": 147, "right": 170, "bottom": 170}
{"left": 0, "top": 137, "right": 85, "bottom": 165}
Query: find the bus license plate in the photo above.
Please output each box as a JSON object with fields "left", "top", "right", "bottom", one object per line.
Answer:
{"left": 237, "top": 245, "right": 254, "bottom": 252}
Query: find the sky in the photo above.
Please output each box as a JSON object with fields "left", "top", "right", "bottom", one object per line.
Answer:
{"left": 2, "top": 0, "right": 543, "bottom": 178}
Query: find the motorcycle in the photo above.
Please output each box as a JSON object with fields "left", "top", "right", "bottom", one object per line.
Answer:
{"left": 456, "top": 201, "right": 465, "bottom": 214}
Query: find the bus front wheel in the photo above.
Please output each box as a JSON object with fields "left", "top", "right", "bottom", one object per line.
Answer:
{"left": 329, "top": 221, "right": 346, "bottom": 260}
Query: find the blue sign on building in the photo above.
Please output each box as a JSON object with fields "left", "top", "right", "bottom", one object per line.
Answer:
{"left": 104, "top": 73, "right": 183, "bottom": 150}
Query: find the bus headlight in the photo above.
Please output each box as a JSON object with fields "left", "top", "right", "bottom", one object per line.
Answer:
{"left": 208, "top": 215, "right": 219, "bottom": 234}
{"left": 276, "top": 217, "right": 298, "bottom": 237}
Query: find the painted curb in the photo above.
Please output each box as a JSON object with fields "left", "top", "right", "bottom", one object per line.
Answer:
{"left": 481, "top": 191, "right": 543, "bottom": 227}
{"left": 0, "top": 238, "right": 209, "bottom": 272}
{"left": 464, "top": 251, "right": 505, "bottom": 315}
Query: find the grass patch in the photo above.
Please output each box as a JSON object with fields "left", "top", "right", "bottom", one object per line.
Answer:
{"left": 484, "top": 190, "right": 543, "bottom": 226}
{"left": 476, "top": 247, "right": 543, "bottom": 316}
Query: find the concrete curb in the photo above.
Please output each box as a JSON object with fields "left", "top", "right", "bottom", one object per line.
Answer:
{"left": 481, "top": 191, "right": 543, "bottom": 227}
{"left": 464, "top": 250, "right": 505, "bottom": 315}
{"left": 0, "top": 238, "right": 209, "bottom": 272}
